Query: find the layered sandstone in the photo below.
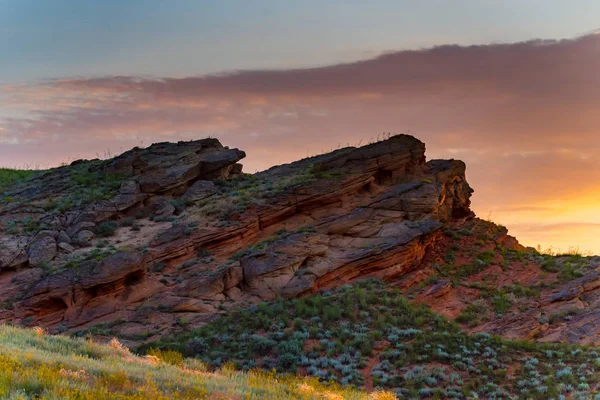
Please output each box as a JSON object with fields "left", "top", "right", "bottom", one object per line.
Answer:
{"left": 0, "top": 135, "right": 473, "bottom": 342}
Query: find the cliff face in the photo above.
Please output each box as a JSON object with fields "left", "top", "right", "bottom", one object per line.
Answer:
{"left": 0, "top": 135, "right": 474, "bottom": 341}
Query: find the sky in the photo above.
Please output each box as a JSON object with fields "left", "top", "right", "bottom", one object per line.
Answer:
{"left": 1, "top": 1, "right": 600, "bottom": 254}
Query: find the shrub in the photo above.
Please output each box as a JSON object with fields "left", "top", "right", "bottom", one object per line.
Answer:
{"left": 559, "top": 263, "right": 584, "bottom": 281}
{"left": 185, "top": 337, "right": 210, "bottom": 356}
{"left": 93, "top": 221, "right": 117, "bottom": 237}
{"left": 491, "top": 293, "right": 512, "bottom": 314}
{"left": 250, "top": 335, "right": 276, "bottom": 355}
{"left": 456, "top": 304, "right": 482, "bottom": 326}
{"left": 180, "top": 259, "right": 197, "bottom": 269}
{"left": 119, "top": 217, "right": 135, "bottom": 227}
{"left": 541, "top": 258, "right": 559, "bottom": 272}
{"left": 477, "top": 251, "right": 495, "bottom": 264}
{"left": 152, "top": 263, "right": 167, "bottom": 272}
{"left": 278, "top": 353, "right": 297, "bottom": 369}
{"left": 277, "top": 340, "right": 303, "bottom": 356}
{"left": 147, "top": 347, "right": 184, "bottom": 366}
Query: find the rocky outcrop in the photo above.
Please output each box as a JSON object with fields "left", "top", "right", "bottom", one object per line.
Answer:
{"left": 3, "top": 133, "right": 600, "bottom": 350}
{"left": 0, "top": 138, "right": 245, "bottom": 270}
{"left": 0, "top": 134, "right": 478, "bottom": 343}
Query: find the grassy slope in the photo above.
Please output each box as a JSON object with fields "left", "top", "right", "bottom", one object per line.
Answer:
{"left": 412, "top": 220, "right": 593, "bottom": 330}
{"left": 0, "top": 168, "right": 37, "bottom": 194}
{"left": 0, "top": 325, "right": 396, "bottom": 400}
{"left": 148, "top": 280, "right": 600, "bottom": 399}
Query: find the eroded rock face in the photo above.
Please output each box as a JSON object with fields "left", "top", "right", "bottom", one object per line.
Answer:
{"left": 1, "top": 135, "right": 476, "bottom": 344}
{"left": 0, "top": 138, "right": 245, "bottom": 269}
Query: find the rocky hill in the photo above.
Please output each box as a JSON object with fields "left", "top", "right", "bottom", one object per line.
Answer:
{"left": 0, "top": 134, "right": 598, "bottom": 352}
{"left": 399, "top": 218, "right": 600, "bottom": 345}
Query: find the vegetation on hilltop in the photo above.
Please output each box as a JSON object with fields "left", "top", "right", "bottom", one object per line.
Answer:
{"left": 147, "top": 280, "right": 600, "bottom": 399}
{"left": 0, "top": 168, "right": 38, "bottom": 195}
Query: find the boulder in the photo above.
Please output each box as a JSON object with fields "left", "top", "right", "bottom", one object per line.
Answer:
{"left": 181, "top": 180, "right": 216, "bottom": 202}
{"left": 153, "top": 200, "right": 176, "bottom": 217}
{"left": 0, "top": 236, "right": 29, "bottom": 268}
{"left": 75, "top": 230, "right": 94, "bottom": 245}
{"left": 66, "top": 221, "right": 96, "bottom": 237}
{"left": 56, "top": 231, "right": 71, "bottom": 244}
{"left": 27, "top": 236, "right": 57, "bottom": 267}
{"left": 113, "top": 180, "right": 147, "bottom": 211}
{"left": 58, "top": 242, "right": 75, "bottom": 253}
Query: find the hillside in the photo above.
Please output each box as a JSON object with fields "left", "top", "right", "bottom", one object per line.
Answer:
{"left": 1, "top": 134, "right": 600, "bottom": 398}
{"left": 148, "top": 279, "right": 600, "bottom": 399}
{"left": 399, "top": 218, "right": 600, "bottom": 344}
{"left": 0, "top": 323, "right": 392, "bottom": 399}
{"left": 3, "top": 281, "right": 600, "bottom": 399}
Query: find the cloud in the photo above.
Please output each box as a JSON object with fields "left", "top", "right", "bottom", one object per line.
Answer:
{"left": 1, "top": 33, "right": 600, "bottom": 252}
{"left": 2, "top": 33, "right": 599, "bottom": 152}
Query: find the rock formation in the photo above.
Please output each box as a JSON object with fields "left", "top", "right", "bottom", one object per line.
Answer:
{"left": 1, "top": 134, "right": 598, "bottom": 347}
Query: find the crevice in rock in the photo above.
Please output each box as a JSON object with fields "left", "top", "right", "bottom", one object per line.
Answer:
{"left": 36, "top": 297, "right": 68, "bottom": 318}
{"left": 374, "top": 168, "right": 393, "bottom": 186}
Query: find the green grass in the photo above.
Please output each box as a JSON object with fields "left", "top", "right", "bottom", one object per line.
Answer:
{"left": 147, "top": 280, "right": 600, "bottom": 399}
{"left": 0, "top": 168, "right": 38, "bottom": 194}
{"left": 455, "top": 303, "right": 487, "bottom": 327}
{"left": 0, "top": 324, "right": 391, "bottom": 399}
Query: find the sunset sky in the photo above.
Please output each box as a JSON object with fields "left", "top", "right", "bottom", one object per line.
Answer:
{"left": 1, "top": 1, "right": 599, "bottom": 254}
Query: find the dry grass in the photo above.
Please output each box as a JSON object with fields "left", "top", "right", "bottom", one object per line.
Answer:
{"left": 0, "top": 324, "right": 396, "bottom": 399}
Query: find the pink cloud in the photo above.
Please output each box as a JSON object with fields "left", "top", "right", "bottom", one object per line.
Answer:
{"left": 1, "top": 33, "right": 600, "bottom": 252}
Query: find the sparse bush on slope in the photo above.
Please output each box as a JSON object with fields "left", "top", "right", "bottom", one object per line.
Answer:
{"left": 147, "top": 279, "right": 600, "bottom": 399}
